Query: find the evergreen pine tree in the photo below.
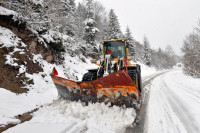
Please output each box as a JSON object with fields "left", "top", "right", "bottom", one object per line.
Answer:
{"left": 142, "top": 36, "right": 151, "bottom": 66}
{"left": 76, "top": 3, "right": 87, "bottom": 39}
{"left": 84, "top": 0, "right": 99, "bottom": 46}
{"left": 108, "top": 9, "right": 122, "bottom": 40}
{"left": 125, "top": 26, "right": 135, "bottom": 56}
{"left": 60, "top": 0, "right": 77, "bottom": 36}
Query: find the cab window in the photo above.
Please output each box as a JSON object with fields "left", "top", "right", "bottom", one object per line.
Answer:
{"left": 104, "top": 41, "right": 126, "bottom": 58}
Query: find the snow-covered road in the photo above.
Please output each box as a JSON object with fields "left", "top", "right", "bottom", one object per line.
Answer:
{"left": 147, "top": 70, "right": 200, "bottom": 133}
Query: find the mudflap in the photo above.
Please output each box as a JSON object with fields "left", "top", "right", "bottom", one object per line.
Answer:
{"left": 51, "top": 70, "right": 140, "bottom": 108}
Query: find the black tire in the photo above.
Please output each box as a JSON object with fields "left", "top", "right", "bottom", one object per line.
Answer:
{"left": 136, "top": 64, "right": 142, "bottom": 92}
{"left": 82, "top": 71, "right": 97, "bottom": 81}
{"left": 128, "top": 65, "right": 142, "bottom": 92}
{"left": 128, "top": 69, "right": 137, "bottom": 85}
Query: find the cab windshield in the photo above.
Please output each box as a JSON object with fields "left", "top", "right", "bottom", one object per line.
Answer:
{"left": 104, "top": 41, "right": 126, "bottom": 58}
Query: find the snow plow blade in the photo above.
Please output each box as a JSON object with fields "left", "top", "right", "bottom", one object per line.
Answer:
{"left": 51, "top": 69, "right": 140, "bottom": 107}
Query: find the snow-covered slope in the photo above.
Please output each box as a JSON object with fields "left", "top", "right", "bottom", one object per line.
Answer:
{"left": 0, "top": 25, "right": 94, "bottom": 127}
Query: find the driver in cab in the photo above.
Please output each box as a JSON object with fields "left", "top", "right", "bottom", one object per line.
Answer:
{"left": 106, "top": 47, "right": 122, "bottom": 58}
{"left": 112, "top": 47, "right": 122, "bottom": 58}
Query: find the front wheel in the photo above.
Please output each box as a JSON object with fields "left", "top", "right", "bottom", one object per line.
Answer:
{"left": 82, "top": 71, "right": 97, "bottom": 81}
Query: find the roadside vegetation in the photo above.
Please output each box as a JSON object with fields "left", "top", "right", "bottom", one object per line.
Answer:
{"left": 182, "top": 20, "right": 200, "bottom": 78}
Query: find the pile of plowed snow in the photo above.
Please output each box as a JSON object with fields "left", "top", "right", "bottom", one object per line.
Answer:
{"left": 4, "top": 100, "right": 136, "bottom": 133}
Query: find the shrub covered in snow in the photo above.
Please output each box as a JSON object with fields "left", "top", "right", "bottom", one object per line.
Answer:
{"left": 182, "top": 20, "right": 200, "bottom": 78}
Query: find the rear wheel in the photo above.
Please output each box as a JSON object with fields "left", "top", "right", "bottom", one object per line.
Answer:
{"left": 128, "top": 65, "right": 142, "bottom": 92}
{"left": 82, "top": 71, "right": 97, "bottom": 81}
{"left": 128, "top": 69, "right": 137, "bottom": 84}
{"left": 136, "top": 64, "right": 142, "bottom": 92}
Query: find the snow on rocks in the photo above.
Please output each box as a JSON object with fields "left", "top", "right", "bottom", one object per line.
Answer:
{"left": 5, "top": 48, "right": 24, "bottom": 67}
{"left": 0, "top": 115, "right": 20, "bottom": 128}
{"left": 4, "top": 100, "right": 136, "bottom": 133}
{"left": 0, "top": 6, "right": 16, "bottom": 16}
{"left": 0, "top": 26, "right": 26, "bottom": 67}
{"left": 0, "top": 26, "right": 22, "bottom": 48}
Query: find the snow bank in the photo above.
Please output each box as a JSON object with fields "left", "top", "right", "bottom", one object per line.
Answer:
{"left": 0, "top": 6, "right": 16, "bottom": 16}
{"left": 136, "top": 62, "right": 158, "bottom": 77}
{"left": 4, "top": 100, "right": 136, "bottom": 133}
{"left": 0, "top": 83, "right": 57, "bottom": 127}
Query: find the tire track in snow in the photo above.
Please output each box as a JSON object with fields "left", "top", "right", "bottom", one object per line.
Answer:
{"left": 147, "top": 73, "right": 187, "bottom": 133}
{"left": 161, "top": 74, "right": 200, "bottom": 133}
{"left": 147, "top": 70, "right": 200, "bottom": 133}
{"left": 167, "top": 82, "right": 200, "bottom": 104}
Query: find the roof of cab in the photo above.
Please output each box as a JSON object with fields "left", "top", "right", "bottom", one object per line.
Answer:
{"left": 101, "top": 38, "right": 125, "bottom": 45}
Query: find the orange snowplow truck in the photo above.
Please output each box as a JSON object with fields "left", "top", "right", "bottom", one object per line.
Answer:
{"left": 51, "top": 39, "right": 142, "bottom": 110}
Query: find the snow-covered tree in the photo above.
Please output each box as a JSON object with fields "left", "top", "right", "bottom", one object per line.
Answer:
{"left": 165, "top": 45, "right": 175, "bottom": 57}
{"left": 92, "top": 1, "right": 108, "bottom": 42}
{"left": 76, "top": 1, "right": 108, "bottom": 42}
{"left": 165, "top": 45, "right": 176, "bottom": 67}
{"left": 108, "top": 9, "right": 122, "bottom": 40}
{"left": 60, "top": 0, "right": 77, "bottom": 36}
{"left": 182, "top": 20, "right": 200, "bottom": 77}
{"left": 76, "top": 2, "right": 87, "bottom": 39}
{"left": 142, "top": 36, "right": 151, "bottom": 66}
{"left": 2, "top": 0, "right": 48, "bottom": 33}
{"left": 83, "top": 0, "right": 99, "bottom": 46}
{"left": 125, "top": 26, "right": 135, "bottom": 56}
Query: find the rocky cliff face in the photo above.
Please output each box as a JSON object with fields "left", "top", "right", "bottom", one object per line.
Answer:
{"left": 0, "top": 14, "right": 56, "bottom": 93}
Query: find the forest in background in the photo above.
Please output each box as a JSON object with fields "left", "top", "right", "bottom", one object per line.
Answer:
{"left": 1, "top": 0, "right": 179, "bottom": 69}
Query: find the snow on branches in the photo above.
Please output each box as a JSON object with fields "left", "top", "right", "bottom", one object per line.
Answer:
{"left": 142, "top": 36, "right": 151, "bottom": 66}
{"left": 125, "top": 26, "right": 135, "bottom": 57}
{"left": 182, "top": 20, "right": 200, "bottom": 78}
{"left": 83, "top": 0, "right": 99, "bottom": 46}
{"left": 108, "top": 9, "right": 122, "bottom": 40}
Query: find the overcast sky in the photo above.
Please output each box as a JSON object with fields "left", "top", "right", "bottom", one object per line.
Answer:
{"left": 76, "top": 0, "right": 200, "bottom": 55}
